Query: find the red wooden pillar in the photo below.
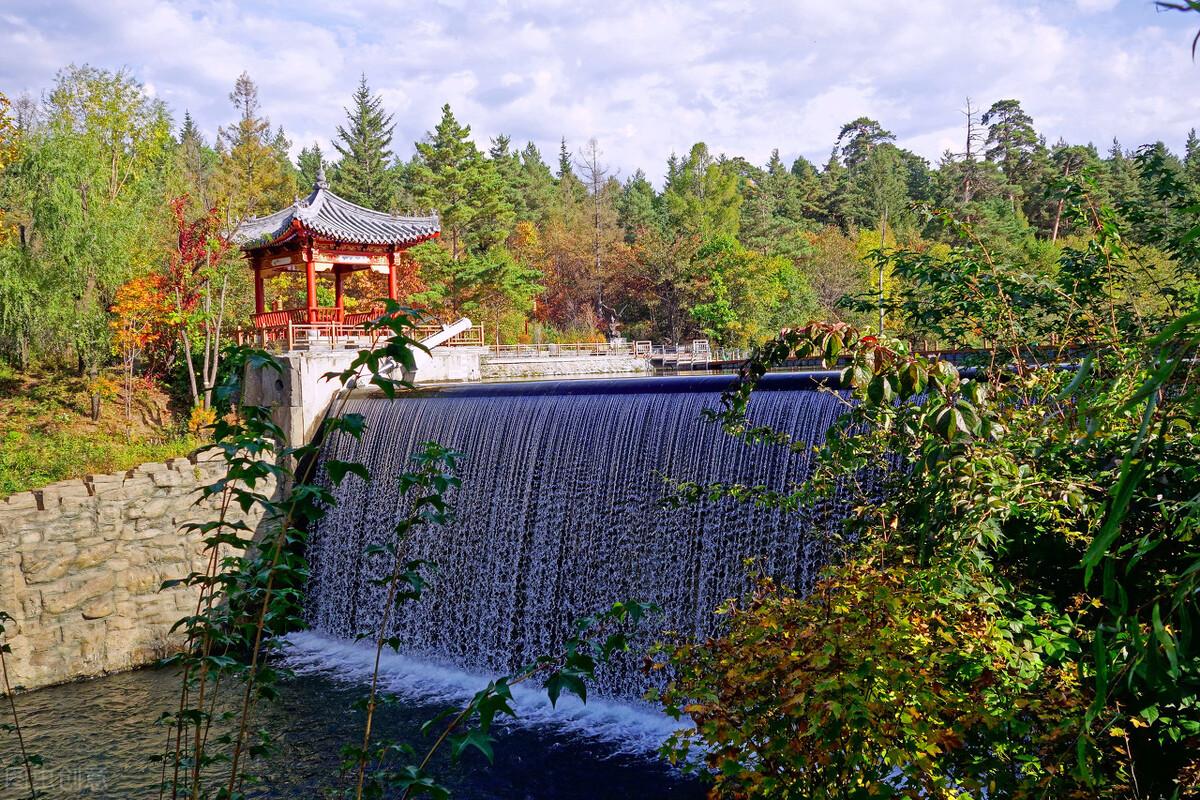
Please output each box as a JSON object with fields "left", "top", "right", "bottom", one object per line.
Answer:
{"left": 387, "top": 249, "right": 398, "bottom": 302}
{"left": 305, "top": 241, "right": 317, "bottom": 324}
{"left": 334, "top": 267, "right": 344, "bottom": 322}
{"left": 253, "top": 260, "right": 265, "bottom": 316}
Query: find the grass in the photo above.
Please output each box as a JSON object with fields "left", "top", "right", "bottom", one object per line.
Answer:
{"left": 0, "top": 364, "right": 197, "bottom": 497}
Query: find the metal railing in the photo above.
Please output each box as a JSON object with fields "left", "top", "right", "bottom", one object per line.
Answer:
{"left": 482, "top": 341, "right": 621, "bottom": 360}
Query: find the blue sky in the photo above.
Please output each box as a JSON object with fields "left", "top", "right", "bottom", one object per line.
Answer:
{"left": 2, "top": 1, "right": 1197, "bottom": 183}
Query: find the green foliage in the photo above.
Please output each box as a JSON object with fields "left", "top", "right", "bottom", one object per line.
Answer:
{"left": 410, "top": 104, "right": 514, "bottom": 259}
{"left": 663, "top": 162, "right": 1200, "bottom": 796}
{"left": 157, "top": 304, "right": 654, "bottom": 799}
{"left": 331, "top": 75, "right": 396, "bottom": 210}
{"left": 4, "top": 66, "right": 173, "bottom": 396}
{"left": 663, "top": 143, "right": 741, "bottom": 239}
{"left": 295, "top": 142, "right": 325, "bottom": 191}
{"left": 688, "top": 234, "right": 814, "bottom": 346}
{"left": 216, "top": 72, "right": 297, "bottom": 219}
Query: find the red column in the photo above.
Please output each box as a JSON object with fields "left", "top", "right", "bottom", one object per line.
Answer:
{"left": 305, "top": 249, "right": 317, "bottom": 324}
{"left": 387, "top": 250, "right": 398, "bottom": 302}
{"left": 253, "top": 262, "right": 265, "bottom": 316}
{"left": 334, "top": 268, "right": 344, "bottom": 322}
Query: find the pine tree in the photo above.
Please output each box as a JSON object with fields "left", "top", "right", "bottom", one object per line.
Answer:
{"left": 616, "top": 169, "right": 660, "bottom": 241}
{"left": 180, "top": 111, "right": 202, "bottom": 149}
{"left": 818, "top": 148, "right": 848, "bottom": 229}
{"left": 1185, "top": 128, "right": 1200, "bottom": 192}
{"left": 836, "top": 118, "right": 895, "bottom": 169}
{"left": 489, "top": 134, "right": 528, "bottom": 220}
{"left": 411, "top": 104, "right": 514, "bottom": 259}
{"left": 663, "top": 142, "right": 741, "bottom": 238}
{"left": 981, "top": 99, "right": 1041, "bottom": 208}
{"left": 331, "top": 75, "right": 395, "bottom": 210}
{"left": 557, "top": 137, "right": 572, "bottom": 180}
{"left": 216, "top": 72, "right": 296, "bottom": 217}
{"left": 790, "top": 155, "right": 826, "bottom": 219}
{"left": 518, "top": 142, "right": 556, "bottom": 222}
{"left": 296, "top": 142, "right": 325, "bottom": 190}
{"left": 177, "top": 110, "right": 218, "bottom": 209}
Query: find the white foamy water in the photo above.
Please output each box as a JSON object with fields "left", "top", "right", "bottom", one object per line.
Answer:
{"left": 304, "top": 378, "right": 850, "bottom": 699}
{"left": 281, "top": 630, "right": 686, "bottom": 756}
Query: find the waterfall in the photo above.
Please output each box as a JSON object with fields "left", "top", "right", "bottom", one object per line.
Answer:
{"left": 304, "top": 374, "right": 848, "bottom": 698}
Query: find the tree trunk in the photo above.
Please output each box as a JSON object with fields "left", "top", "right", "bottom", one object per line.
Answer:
{"left": 88, "top": 364, "right": 101, "bottom": 422}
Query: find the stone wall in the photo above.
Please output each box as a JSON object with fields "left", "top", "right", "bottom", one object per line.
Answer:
{"left": 0, "top": 454, "right": 274, "bottom": 691}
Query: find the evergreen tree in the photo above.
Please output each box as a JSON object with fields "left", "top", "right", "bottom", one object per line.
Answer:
{"left": 790, "top": 154, "right": 826, "bottom": 218}
{"left": 738, "top": 149, "right": 808, "bottom": 256}
{"left": 331, "top": 74, "right": 395, "bottom": 209}
{"left": 818, "top": 148, "right": 848, "bottom": 229}
{"left": 410, "top": 104, "right": 514, "bottom": 259}
{"left": 663, "top": 142, "right": 741, "bottom": 239}
{"left": 296, "top": 142, "right": 325, "bottom": 190}
{"left": 1047, "top": 140, "right": 1100, "bottom": 240}
{"left": 836, "top": 117, "right": 895, "bottom": 169}
{"left": 517, "top": 142, "right": 557, "bottom": 222}
{"left": 176, "top": 110, "right": 218, "bottom": 209}
{"left": 557, "top": 137, "right": 572, "bottom": 180}
{"left": 179, "top": 111, "right": 202, "bottom": 149}
{"left": 1102, "top": 139, "right": 1139, "bottom": 210}
{"left": 488, "top": 133, "right": 529, "bottom": 221}
{"left": 216, "top": 72, "right": 296, "bottom": 217}
{"left": 982, "top": 99, "right": 1041, "bottom": 208}
{"left": 1185, "top": 128, "right": 1200, "bottom": 191}
{"left": 616, "top": 169, "right": 660, "bottom": 241}
{"left": 842, "top": 143, "right": 911, "bottom": 235}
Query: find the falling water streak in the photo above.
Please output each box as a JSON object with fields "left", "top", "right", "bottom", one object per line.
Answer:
{"left": 304, "top": 378, "right": 849, "bottom": 699}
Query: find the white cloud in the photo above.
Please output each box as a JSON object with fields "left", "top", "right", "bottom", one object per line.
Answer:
{"left": 0, "top": 0, "right": 1196, "bottom": 187}
{"left": 1076, "top": 0, "right": 1121, "bottom": 12}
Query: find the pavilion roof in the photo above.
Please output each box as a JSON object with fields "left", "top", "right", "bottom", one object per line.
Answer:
{"left": 233, "top": 172, "right": 439, "bottom": 249}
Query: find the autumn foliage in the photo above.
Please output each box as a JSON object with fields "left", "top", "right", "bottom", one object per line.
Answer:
{"left": 110, "top": 273, "right": 175, "bottom": 377}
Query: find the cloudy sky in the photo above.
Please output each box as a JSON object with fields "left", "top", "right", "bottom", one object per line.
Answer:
{"left": 2, "top": 0, "right": 1197, "bottom": 183}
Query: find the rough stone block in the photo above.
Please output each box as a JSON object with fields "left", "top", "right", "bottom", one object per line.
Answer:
{"left": 81, "top": 598, "right": 115, "bottom": 620}
{"left": 41, "top": 571, "right": 116, "bottom": 615}
{"left": 1, "top": 492, "right": 39, "bottom": 510}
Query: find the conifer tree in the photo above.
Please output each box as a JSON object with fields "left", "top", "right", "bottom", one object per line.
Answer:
{"left": 616, "top": 169, "right": 660, "bottom": 241}
{"left": 557, "top": 137, "right": 572, "bottom": 180}
{"left": 177, "top": 110, "right": 218, "bottom": 209}
{"left": 836, "top": 117, "right": 895, "bottom": 169}
{"left": 982, "top": 99, "right": 1041, "bottom": 208}
{"left": 663, "top": 142, "right": 741, "bottom": 239}
{"left": 489, "top": 133, "right": 528, "bottom": 220}
{"left": 216, "top": 72, "right": 296, "bottom": 217}
{"left": 1185, "top": 128, "right": 1200, "bottom": 192}
{"left": 331, "top": 75, "right": 395, "bottom": 209}
{"left": 410, "top": 104, "right": 513, "bottom": 259}
{"left": 818, "top": 148, "right": 848, "bottom": 228}
{"left": 296, "top": 143, "right": 325, "bottom": 190}
{"left": 517, "top": 142, "right": 557, "bottom": 222}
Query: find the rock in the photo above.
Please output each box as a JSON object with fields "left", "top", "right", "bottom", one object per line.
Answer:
{"left": 0, "top": 455, "right": 273, "bottom": 690}
{"left": 81, "top": 599, "right": 115, "bottom": 620}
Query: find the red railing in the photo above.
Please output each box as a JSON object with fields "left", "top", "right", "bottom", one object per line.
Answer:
{"left": 252, "top": 308, "right": 307, "bottom": 328}
{"left": 247, "top": 306, "right": 485, "bottom": 352}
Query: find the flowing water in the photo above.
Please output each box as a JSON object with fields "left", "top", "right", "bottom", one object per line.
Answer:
{"left": 2, "top": 373, "right": 848, "bottom": 798}
{"left": 0, "top": 640, "right": 703, "bottom": 798}
{"left": 305, "top": 374, "right": 848, "bottom": 698}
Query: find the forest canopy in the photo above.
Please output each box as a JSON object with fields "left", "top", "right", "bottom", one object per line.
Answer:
{"left": 1, "top": 66, "right": 1199, "bottom": 408}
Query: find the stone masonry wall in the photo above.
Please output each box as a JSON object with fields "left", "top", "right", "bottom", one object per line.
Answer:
{"left": 0, "top": 453, "right": 274, "bottom": 691}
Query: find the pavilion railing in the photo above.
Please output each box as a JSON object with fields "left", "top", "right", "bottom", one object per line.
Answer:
{"left": 245, "top": 307, "right": 486, "bottom": 351}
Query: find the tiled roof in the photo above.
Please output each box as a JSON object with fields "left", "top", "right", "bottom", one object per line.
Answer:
{"left": 234, "top": 180, "right": 440, "bottom": 248}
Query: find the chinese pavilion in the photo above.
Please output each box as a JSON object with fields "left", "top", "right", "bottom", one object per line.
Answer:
{"left": 233, "top": 167, "right": 440, "bottom": 338}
